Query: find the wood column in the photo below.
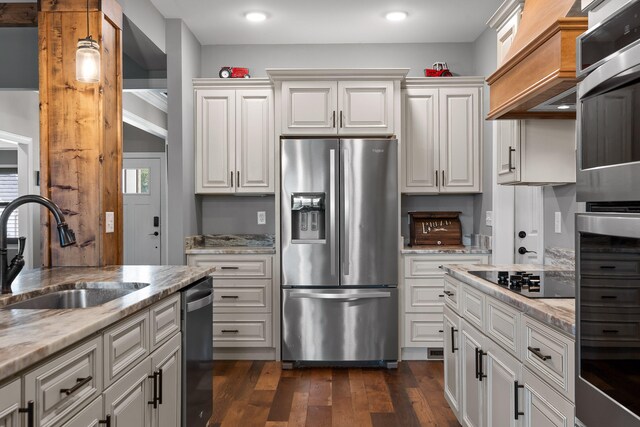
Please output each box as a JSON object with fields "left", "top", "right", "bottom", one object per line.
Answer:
{"left": 38, "top": 0, "right": 123, "bottom": 266}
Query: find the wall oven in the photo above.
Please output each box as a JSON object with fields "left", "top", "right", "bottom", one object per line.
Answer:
{"left": 577, "top": 0, "right": 640, "bottom": 202}
{"left": 576, "top": 209, "right": 640, "bottom": 427}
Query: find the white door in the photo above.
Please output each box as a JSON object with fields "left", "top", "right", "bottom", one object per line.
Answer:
{"left": 461, "top": 319, "right": 485, "bottom": 427}
{"left": 151, "top": 334, "right": 181, "bottom": 427}
{"left": 514, "top": 187, "right": 544, "bottom": 264}
{"left": 61, "top": 396, "right": 104, "bottom": 427}
{"left": 282, "top": 81, "right": 337, "bottom": 135}
{"left": 338, "top": 80, "right": 394, "bottom": 135}
{"left": 123, "top": 156, "right": 162, "bottom": 265}
{"left": 443, "top": 307, "right": 461, "bottom": 417}
{"left": 104, "top": 358, "right": 153, "bottom": 427}
{"left": 0, "top": 379, "right": 21, "bottom": 427}
{"left": 439, "top": 87, "right": 481, "bottom": 193}
{"left": 485, "top": 342, "right": 522, "bottom": 427}
{"left": 521, "top": 367, "right": 575, "bottom": 427}
{"left": 402, "top": 88, "right": 440, "bottom": 193}
{"left": 496, "top": 120, "right": 521, "bottom": 184}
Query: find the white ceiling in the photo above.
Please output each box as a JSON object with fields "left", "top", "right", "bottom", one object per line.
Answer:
{"left": 150, "top": 0, "right": 504, "bottom": 45}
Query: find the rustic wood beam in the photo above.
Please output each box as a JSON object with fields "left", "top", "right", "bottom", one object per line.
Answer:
{"left": 0, "top": 3, "right": 37, "bottom": 27}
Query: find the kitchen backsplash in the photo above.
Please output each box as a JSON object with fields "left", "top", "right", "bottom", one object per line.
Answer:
{"left": 544, "top": 247, "right": 575, "bottom": 270}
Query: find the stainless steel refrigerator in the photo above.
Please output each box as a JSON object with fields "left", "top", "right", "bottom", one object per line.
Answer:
{"left": 281, "top": 138, "right": 398, "bottom": 367}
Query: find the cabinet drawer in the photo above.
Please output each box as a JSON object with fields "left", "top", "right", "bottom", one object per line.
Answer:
{"left": 213, "top": 279, "right": 271, "bottom": 313}
{"left": 189, "top": 255, "right": 272, "bottom": 278}
{"left": 24, "top": 337, "right": 102, "bottom": 427}
{"left": 485, "top": 296, "right": 520, "bottom": 356}
{"left": 104, "top": 311, "right": 150, "bottom": 387}
{"left": 404, "top": 278, "right": 444, "bottom": 312}
{"left": 581, "top": 319, "right": 640, "bottom": 344}
{"left": 404, "top": 313, "right": 444, "bottom": 347}
{"left": 581, "top": 285, "right": 640, "bottom": 308}
{"left": 150, "top": 294, "right": 181, "bottom": 351}
{"left": 581, "top": 256, "right": 640, "bottom": 276}
{"left": 404, "top": 255, "right": 488, "bottom": 278}
{"left": 444, "top": 275, "right": 460, "bottom": 313}
{"left": 213, "top": 314, "right": 272, "bottom": 347}
{"left": 522, "top": 315, "right": 575, "bottom": 400}
{"left": 460, "top": 284, "right": 484, "bottom": 330}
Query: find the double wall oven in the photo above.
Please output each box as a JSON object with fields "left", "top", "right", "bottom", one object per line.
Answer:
{"left": 576, "top": 2, "right": 640, "bottom": 425}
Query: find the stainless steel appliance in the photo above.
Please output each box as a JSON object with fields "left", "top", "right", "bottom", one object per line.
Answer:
{"left": 468, "top": 270, "right": 575, "bottom": 299}
{"left": 181, "top": 277, "right": 213, "bottom": 426}
{"left": 577, "top": 0, "right": 640, "bottom": 202}
{"left": 576, "top": 210, "right": 640, "bottom": 427}
{"left": 281, "top": 138, "right": 398, "bottom": 367}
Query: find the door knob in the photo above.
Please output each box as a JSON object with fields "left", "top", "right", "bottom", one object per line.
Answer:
{"left": 518, "top": 247, "right": 537, "bottom": 255}
{"left": 518, "top": 231, "right": 526, "bottom": 238}
{"left": 149, "top": 232, "right": 159, "bottom": 236}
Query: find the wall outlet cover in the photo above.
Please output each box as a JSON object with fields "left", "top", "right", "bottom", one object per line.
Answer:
{"left": 554, "top": 211, "right": 562, "bottom": 234}
{"left": 106, "top": 211, "right": 115, "bottom": 233}
{"left": 257, "top": 211, "right": 266, "bottom": 225}
{"left": 485, "top": 211, "right": 493, "bottom": 227}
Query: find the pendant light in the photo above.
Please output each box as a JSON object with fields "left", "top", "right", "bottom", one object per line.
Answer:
{"left": 76, "top": 0, "right": 100, "bottom": 83}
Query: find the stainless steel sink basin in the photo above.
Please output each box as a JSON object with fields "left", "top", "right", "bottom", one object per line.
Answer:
{"left": 1, "top": 282, "right": 150, "bottom": 309}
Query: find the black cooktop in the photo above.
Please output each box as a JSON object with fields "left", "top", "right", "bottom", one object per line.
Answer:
{"left": 468, "top": 270, "right": 575, "bottom": 299}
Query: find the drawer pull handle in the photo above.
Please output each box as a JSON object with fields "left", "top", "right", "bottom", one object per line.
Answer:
{"left": 148, "top": 370, "right": 159, "bottom": 408}
{"left": 221, "top": 295, "right": 240, "bottom": 299}
{"left": 527, "top": 346, "right": 552, "bottom": 361}
{"left": 60, "top": 376, "right": 92, "bottom": 396}
{"left": 220, "top": 266, "right": 240, "bottom": 270}
{"left": 439, "top": 330, "right": 444, "bottom": 333}
{"left": 443, "top": 290, "right": 454, "bottom": 297}
{"left": 19, "top": 400, "right": 34, "bottom": 427}
{"left": 599, "top": 265, "right": 616, "bottom": 269}
{"left": 438, "top": 294, "right": 445, "bottom": 298}
{"left": 601, "top": 295, "right": 617, "bottom": 299}
{"left": 514, "top": 381, "right": 525, "bottom": 420}
{"left": 221, "top": 329, "right": 239, "bottom": 333}
{"left": 602, "top": 329, "right": 619, "bottom": 334}
{"left": 98, "top": 415, "right": 111, "bottom": 427}
{"left": 451, "top": 327, "right": 458, "bottom": 353}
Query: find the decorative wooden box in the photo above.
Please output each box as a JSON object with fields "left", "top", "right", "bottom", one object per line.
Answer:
{"left": 409, "top": 211, "right": 463, "bottom": 247}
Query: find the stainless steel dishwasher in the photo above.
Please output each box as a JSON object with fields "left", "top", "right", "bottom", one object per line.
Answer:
{"left": 181, "top": 277, "right": 213, "bottom": 427}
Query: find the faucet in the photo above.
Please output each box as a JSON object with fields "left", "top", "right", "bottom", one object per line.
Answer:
{"left": 0, "top": 195, "right": 76, "bottom": 294}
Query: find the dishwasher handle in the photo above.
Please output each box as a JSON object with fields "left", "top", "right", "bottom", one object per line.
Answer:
{"left": 186, "top": 291, "right": 213, "bottom": 312}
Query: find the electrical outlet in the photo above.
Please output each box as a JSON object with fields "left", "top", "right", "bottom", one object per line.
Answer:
{"left": 257, "top": 211, "right": 266, "bottom": 225}
{"left": 485, "top": 211, "right": 493, "bottom": 227}
{"left": 555, "top": 211, "right": 562, "bottom": 233}
{"left": 106, "top": 212, "right": 114, "bottom": 233}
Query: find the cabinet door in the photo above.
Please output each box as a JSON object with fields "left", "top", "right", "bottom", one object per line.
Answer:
{"left": 235, "top": 89, "right": 274, "bottom": 193}
{"left": 496, "top": 120, "right": 521, "bottom": 184}
{"left": 338, "top": 81, "right": 394, "bottom": 135}
{"left": 195, "top": 90, "right": 236, "bottom": 193}
{"left": 61, "top": 396, "right": 103, "bottom": 427}
{"left": 104, "top": 357, "right": 153, "bottom": 427}
{"left": 402, "top": 88, "right": 440, "bottom": 193}
{"left": 151, "top": 334, "right": 181, "bottom": 427}
{"left": 282, "top": 81, "right": 337, "bottom": 135}
{"left": 439, "top": 87, "right": 481, "bottom": 193}
{"left": 444, "top": 306, "right": 461, "bottom": 418}
{"left": 485, "top": 341, "right": 522, "bottom": 427}
{"left": 460, "top": 319, "right": 485, "bottom": 427}
{"left": 521, "top": 367, "right": 574, "bottom": 427}
{"left": 0, "top": 379, "right": 22, "bottom": 427}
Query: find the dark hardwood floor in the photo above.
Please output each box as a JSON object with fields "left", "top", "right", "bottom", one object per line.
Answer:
{"left": 211, "top": 361, "right": 461, "bottom": 427}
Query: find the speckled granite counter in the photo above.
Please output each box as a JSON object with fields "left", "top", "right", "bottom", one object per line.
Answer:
{"left": 185, "top": 234, "right": 276, "bottom": 255}
{"left": 0, "top": 265, "right": 214, "bottom": 382}
{"left": 401, "top": 245, "right": 492, "bottom": 255}
{"left": 442, "top": 264, "right": 575, "bottom": 336}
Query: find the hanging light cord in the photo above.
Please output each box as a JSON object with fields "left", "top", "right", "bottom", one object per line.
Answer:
{"left": 86, "top": 0, "right": 90, "bottom": 39}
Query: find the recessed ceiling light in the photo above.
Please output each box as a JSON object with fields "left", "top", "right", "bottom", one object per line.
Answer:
{"left": 245, "top": 12, "right": 267, "bottom": 22}
{"left": 386, "top": 11, "right": 408, "bottom": 22}
{"left": 557, "top": 104, "right": 571, "bottom": 110}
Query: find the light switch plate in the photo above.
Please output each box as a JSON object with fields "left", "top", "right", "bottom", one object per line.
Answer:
{"left": 555, "top": 212, "right": 562, "bottom": 233}
{"left": 485, "top": 211, "right": 493, "bottom": 227}
{"left": 106, "top": 212, "right": 114, "bottom": 233}
{"left": 257, "top": 211, "right": 266, "bottom": 225}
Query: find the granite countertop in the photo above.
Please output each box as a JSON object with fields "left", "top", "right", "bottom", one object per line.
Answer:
{"left": 401, "top": 245, "right": 492, "bottom": 255}
{"left": 0, "top": 265, "right": 214, "bottom": 382}
{"left": 185, "top": 234, "right": 276, "bottom": 255}
{"left": 441, "top": 263, "right": 575, "bottom": 336}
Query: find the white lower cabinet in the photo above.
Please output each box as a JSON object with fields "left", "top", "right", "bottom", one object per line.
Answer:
{"left": 443, "top": 274, "right": 575, "bottom": 427}
{"left": 151, "top": 334, "right": 182, "bottom": 427}
{"left": 0, "top": 379, "right": 23, "bottom": 427}
{"left": 104, "top": 356, "right": 153, "bottom": 426}
{"left": 61, "top": 396, "right": 104, "bottom": 427}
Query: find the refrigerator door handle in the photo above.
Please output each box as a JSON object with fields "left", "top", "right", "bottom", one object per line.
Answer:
{"left": 329, "top": 149, "right": 337, "bottom": 276}
{"left": 341, "top": 146, "right": 350, "bottom": 276}
{"left": 289, "top": 291, "right": 391, "bottom": 300}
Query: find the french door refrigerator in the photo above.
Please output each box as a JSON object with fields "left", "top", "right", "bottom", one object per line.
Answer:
{"left": 281, "top": 138, "right": 398, "bottom": 367}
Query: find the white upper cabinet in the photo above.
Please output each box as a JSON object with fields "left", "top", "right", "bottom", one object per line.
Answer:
{"left": 402, "top": 79, "right": 483, "bottom": 194}
{"left": 195, "top": 81, "right": 274, "bottom": 194}
{"left": 338, "top": 81, "right": 394, "bottom": 135}
{"left": 282, "top": 81, "right": 337, "bottom": 135}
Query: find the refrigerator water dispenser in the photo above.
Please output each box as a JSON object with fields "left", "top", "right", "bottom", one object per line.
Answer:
{"left": 291, "top": 194, "right": 325, "bottom": 242}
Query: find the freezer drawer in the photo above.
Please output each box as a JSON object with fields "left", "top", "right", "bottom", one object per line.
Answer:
{"left": 282, "top": 288, "right": 398, "bottom": 363}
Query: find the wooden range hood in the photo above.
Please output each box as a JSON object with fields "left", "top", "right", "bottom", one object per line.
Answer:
{"left": 487, "top": 0, "right": 587, "bottom": 119}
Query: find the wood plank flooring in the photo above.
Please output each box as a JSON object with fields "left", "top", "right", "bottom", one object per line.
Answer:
{"left": 211, "top": 361, "right": 461, "bottom": 427}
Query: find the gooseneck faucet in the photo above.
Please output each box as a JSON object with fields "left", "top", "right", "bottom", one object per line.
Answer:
{"left": 0, "top": 195, "right": 76, "bottom": 294}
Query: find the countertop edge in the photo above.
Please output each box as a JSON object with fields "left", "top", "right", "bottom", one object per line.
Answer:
{"left": 401, "top": 246, "right": 492, "bottom": 255}
{"left": 186, "top": 247, "right": 276, "bottom": 255}
{"left": 441, "top": 264, "right": 575, "bottom": 336}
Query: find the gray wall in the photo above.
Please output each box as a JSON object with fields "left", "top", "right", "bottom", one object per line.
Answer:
{"left": 0, "top": 28, "right": 38, "bottom": 89}
{"left": 119, "top": 0, "right": 167, "bottom": 53}
{"left": 543, "top": 184, "right": 583, "bottom": 250}
{"left": 472, "top": 27, "right": 497, "bottom": 237}
{"left": 123, "top": 123, "right": 166, "bottom": 152}
{"left": 166, "top": 20, "right": 201, "bottom": 264}
{"left": 201, "top": 196, "right": 276, "bottom": 235}
{"left": 401, "top": 195, "right": 475, "bottom": 245}
{"left": 200, "top": 43, "right": 475, "bottom": 78}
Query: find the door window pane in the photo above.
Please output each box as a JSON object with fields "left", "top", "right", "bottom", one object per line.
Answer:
{"left": 122, "top": 168, "right": 150, "bottom": 194}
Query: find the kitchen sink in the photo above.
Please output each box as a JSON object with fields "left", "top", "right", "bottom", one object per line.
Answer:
{"left": 1, "top": 282, "right": 150, "bottom": 310}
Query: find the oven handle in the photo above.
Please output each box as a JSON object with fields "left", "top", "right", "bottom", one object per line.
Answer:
{"left": 580, "top": 39, "right": 640, "bottom": 100}
{"left": 577, "top": 214, "right": 640, "bottom": 240}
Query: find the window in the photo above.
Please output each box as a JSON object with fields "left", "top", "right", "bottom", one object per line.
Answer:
{"left": 0, "top": 168, "right": 19, "bottom": 239}
{"left": 122, "top": 168, "right": 150, "bottom": 194}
